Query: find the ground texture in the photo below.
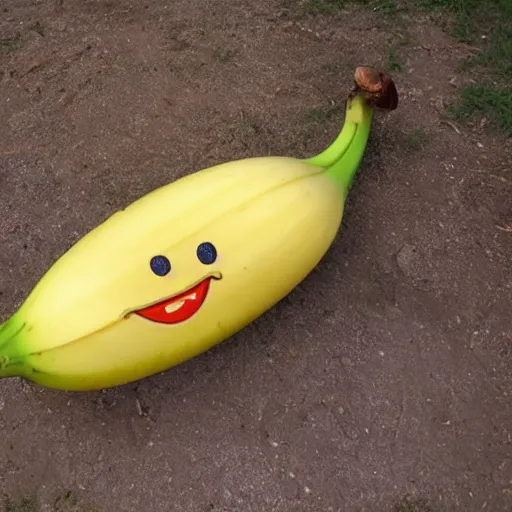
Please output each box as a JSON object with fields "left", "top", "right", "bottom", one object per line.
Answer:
{"left": 0, "top": 1, "right": 511, "bottom": 511}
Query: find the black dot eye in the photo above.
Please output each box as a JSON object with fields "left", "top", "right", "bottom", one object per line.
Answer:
{"left": 197, "top": 242, "right": 217, "bottom": 265}
{"left": 150, "top": 255, "right": 171, "bottom": 276}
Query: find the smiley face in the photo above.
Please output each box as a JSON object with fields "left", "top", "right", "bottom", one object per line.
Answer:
{"left": 133, "top": 242, "right": 222, "bottom": 325}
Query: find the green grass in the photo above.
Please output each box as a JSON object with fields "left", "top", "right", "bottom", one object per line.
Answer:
{"left": 447, "top": 84, "right": 512, "bottom": 136}
{"left": 468, "top": 23, "right": 512, "bottom": 79}
{"left": 422, "top": 0, "right": 512, "bottom": 135}
{"left": 306, "top": 0, "right": 512, "bottom": 136}
{"left": 417, "top": 0, "right": 478, "bottom": 43}
{"left": 0, "top": 32, "right": 23, "bottom": 53}
{"left": 386, "top": 45, "right": 404, "bottom": 72}
{"left": 364, "top": 0, "right": 512, "bottom": 136}
{"left": 373, "top": 0, "right": 403, "bottom": 14}
{"left": 419, "top": 0, "right": 512, "bottom": 49}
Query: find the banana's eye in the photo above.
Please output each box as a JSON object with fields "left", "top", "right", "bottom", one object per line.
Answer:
{"left": 150, "top": 255, "right": 171, "bottom": 276}
{"left": 197, "top": 242, "right": 217, "bottom": 265}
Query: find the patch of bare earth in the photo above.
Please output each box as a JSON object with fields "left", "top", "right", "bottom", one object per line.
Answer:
{"left": 1, "top": 1, "right": 511, "bottom": 511}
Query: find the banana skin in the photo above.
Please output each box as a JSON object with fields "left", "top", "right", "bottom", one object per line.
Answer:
{"left": 0, "top": 67, "right": 398, "bottom": 391}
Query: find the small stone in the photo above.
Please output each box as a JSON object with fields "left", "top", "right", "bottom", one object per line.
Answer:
{"left": 396, "top": 244, "right": 420, "bottom": 277}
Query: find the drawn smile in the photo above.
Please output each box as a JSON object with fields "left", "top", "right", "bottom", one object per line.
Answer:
{"left": 134, "top": 273, "right": 222, "bottom": 324}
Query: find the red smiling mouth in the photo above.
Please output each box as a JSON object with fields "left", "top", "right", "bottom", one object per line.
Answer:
{"left": 134, "top": 276, "right": 217, "bottom": 324}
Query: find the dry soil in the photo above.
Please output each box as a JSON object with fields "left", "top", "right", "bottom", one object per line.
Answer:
{"left": 0, "top": 1, "right": 511, "bottom": 511}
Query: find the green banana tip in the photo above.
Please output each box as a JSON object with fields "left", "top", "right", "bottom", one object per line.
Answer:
{"left": 317, "top": 67, "right": 399, "bottom": 194}
{"left": 303, "top": 66, "right": 399, "bottom": 188}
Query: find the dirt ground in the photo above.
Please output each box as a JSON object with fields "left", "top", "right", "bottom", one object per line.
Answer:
{"left": 1, "top": 1, "right": 511, "bottom": 511}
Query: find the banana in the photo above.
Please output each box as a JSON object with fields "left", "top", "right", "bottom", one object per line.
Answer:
{"left": 0, "top": 67, "right": 398, "bottom": 391}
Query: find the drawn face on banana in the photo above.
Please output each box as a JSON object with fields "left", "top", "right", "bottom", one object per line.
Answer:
{"left": 130, "top": 241, "right": 222, "bottom": 325}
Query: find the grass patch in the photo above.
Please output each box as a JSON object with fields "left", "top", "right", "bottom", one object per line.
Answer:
{"left": 0, "top": 32, "right": 23, "bottom": 53}
{"left": 373, "top": 0, "right": 404, "bottom": 14}
{"left": 416, "top": 0, "right": 512, "bottom": 136}
{"left": 288, "top": 0, "right": 512, "bottom": 136}
{"left": 446, "top": 84, "right": 512, "bottom": 136}
{"left": 417, "top": 0, "right": 478, "bottom": 43}
{"left": 468, "top": 24, "right": 512, "bottom": 79}
{"left": 418, "top": 0, "right": 511, "bottom": 49}
{"left": 386, "top": 45, "right": 404, "bottom": 72}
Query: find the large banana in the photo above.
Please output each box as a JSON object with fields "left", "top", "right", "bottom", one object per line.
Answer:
{"left": 0, "top": 67, "right": 398, "bottom": 391}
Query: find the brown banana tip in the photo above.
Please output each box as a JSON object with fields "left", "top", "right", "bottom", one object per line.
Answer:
{"left": 352, "top": 66, "right": 399, "bottom": 111}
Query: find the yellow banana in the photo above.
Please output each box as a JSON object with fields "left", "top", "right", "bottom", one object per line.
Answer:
{"left": 0, "top": 67, "right": 398, "bottom": 391}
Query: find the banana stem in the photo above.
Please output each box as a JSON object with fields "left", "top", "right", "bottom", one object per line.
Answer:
{"left": 303, "top": 113, "right": 357, "bottom": 169}
{"left": 308, "top": 66, "right": 398, "bottom": 199}
{"left": 324, "top": 93, "right": 374, "bottom": 198}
